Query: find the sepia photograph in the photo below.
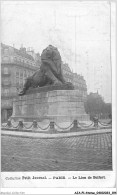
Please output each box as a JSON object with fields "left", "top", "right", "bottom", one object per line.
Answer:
{"left": 0, "top": 0, "right": 116, "bottom": 192}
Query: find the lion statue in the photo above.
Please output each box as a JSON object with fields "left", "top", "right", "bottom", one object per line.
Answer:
{"left": 19, "top": 45, "right": 67, "bottom": 96}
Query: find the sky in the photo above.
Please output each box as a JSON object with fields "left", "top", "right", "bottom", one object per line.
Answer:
{"left": 1, "top": 1, "right": 115, "bottom": 103}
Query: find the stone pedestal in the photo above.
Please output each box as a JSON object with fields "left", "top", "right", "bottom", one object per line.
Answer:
{"left": 11, "top": 90, "right": 89, "bottom": 123}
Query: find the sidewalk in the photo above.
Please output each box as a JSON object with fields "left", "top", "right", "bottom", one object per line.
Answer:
{"left": 1, "top": 128, "right": 112, "bottom": 139}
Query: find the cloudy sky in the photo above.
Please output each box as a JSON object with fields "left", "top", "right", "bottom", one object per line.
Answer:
{"left": 1, "top": 1, "right": 115, "bottom": 103}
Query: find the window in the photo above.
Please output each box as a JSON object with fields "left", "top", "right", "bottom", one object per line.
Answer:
{"left": 4, "top": 89, "right": 9, "bottom": 96}
{"left": 16, "top": 77, "right": 19, "bottom": 86}
{"left": 10, "top": 56, "right": 14, "bottom": 62}
{"left": 3, "top": 67, "right": 9, "bottom": 74}
{"left": 14, "top": 57, "right": 17, "bottom": 61}
{"left": 20, "top": 71, "right": 23, "bottom": 78}
{"left": 16, "top": 69, "right": 19, "bottom": 77}
{"left": 20, "top": 78, "right": 23, "bottom": 84}
{"left": 25, "top": 60, "right": 28, "bottom": 64}
{"left": 28, "top": 71, "right": 31, "bottom": 77}
{"left": 3, "top": 77, "right": 9, "bottom": 82}
{"left": 24, "top": 70, "right": 27, "bottom": 78}
{"left": 17, "top": 57, "right": 20, "bottom": 61}
{"left": 23, "top": 78, "right": 26, "bottom": 85}
{"left": 4, "top": 49, "right": 9, "bottom": 55}
{"left": 16, "top": 69, "right": 20, "bottom": 87}
{"left": 3, "top": 77, "right": 10, "bottom": 85}
{"left": 3, "top": 57, "right": 9, "bottom": 62}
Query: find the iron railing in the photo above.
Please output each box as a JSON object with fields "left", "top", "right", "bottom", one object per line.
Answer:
{"left": 1, "top": 119, "right": 112, "bottom": 133}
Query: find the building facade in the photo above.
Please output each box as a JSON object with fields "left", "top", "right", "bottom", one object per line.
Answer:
{"left": 72, "top": 73, "right": 87, "bottom": 101}
{"left": 62, "top": 63, "right": 73, "bottom": 83}
{"left": 1, "top": 43, "right": 41, "bottom": 122}
{"left": 1, "top": 43, "right": 87, "bottom": 122}
{"left": 62, "top": 63, "right": 87, "bottom": 101}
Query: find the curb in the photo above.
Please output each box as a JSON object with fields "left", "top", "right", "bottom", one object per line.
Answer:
{"left": 1, "top": 128, "right": 112, "bottom": 139}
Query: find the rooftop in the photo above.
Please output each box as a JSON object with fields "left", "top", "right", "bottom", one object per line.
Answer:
{"left": 1, "top": 43, "right": 34, "bottom": 61}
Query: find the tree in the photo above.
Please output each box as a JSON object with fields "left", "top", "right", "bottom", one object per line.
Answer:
{"left": 84, "top": 92, "right": 112, "bottom": 119}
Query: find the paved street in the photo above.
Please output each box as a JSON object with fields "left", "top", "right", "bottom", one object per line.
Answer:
{"left": 1, "top": 130, "right": 112, "bottom": 172}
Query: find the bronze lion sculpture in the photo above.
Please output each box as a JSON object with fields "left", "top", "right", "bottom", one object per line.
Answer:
{"left": 19, "top": 45, "right": 67, "bottom": 96}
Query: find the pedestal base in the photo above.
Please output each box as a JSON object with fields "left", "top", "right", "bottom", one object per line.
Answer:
{"left": 11, "top": 90, "right": 89, "bottom": 123}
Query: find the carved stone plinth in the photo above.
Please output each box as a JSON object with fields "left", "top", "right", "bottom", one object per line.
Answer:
{"left": 11, "top": 90, "right": 89, "bottom": 123}
{"left": 23, "top": 82, "right": 74, "bottom": 95}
